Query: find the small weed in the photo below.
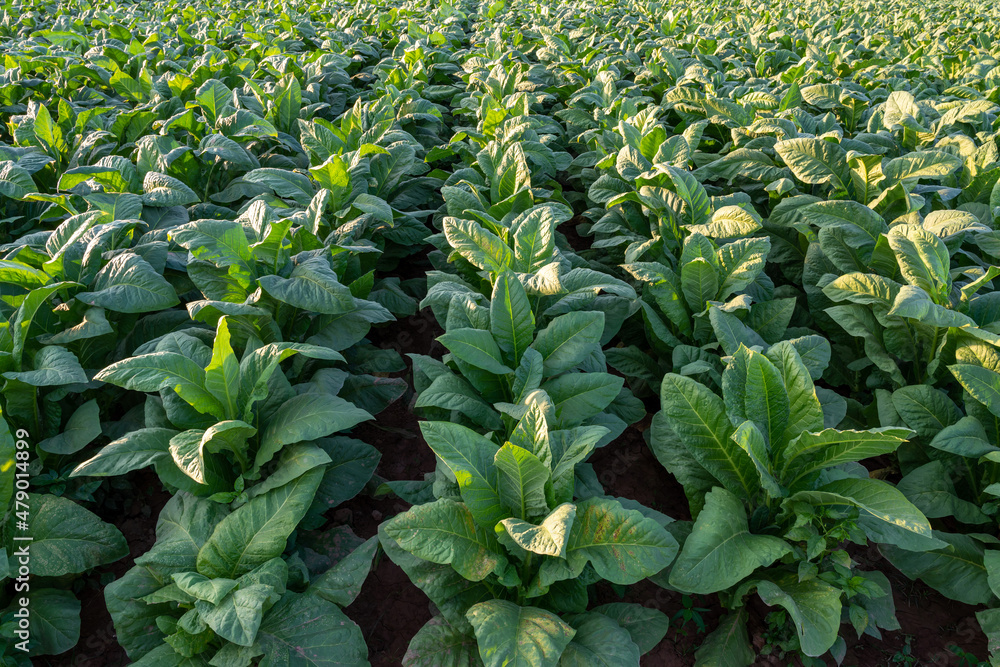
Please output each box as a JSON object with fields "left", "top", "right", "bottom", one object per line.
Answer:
{"left": 890, "top": 635, "right": 917, "bottom": 665}
{"left": 670, "top": 595, "right": 709, "bottom": 636}
{"left": 949, "top": 645, "right": 989, "bottom": 667}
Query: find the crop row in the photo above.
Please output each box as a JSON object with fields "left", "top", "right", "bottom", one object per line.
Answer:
{"left": 0, "top": 0, "right": 997, "bottom": 665}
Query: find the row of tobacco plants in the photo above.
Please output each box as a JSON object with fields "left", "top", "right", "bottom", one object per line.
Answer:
{"left": 0, "top": 0, "right": 998, "bottom": 664}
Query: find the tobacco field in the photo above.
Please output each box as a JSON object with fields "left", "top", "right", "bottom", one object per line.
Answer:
{"left": 0, "top": 0, "right": 997, "bottom": 664}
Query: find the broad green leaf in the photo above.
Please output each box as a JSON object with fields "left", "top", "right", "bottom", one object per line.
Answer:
{"left": 309, "top": 537, "right": 378, "bottom": 607}
{"left": 403, "top": 616, "right": 483, "bottom": 667}
{"left": 693, "top": 610, "right": 753, "bottom": 667}
{"left": 494, "top": 443, "right": 550, "bottom": 521}
{"left": 950, "top": 364, "right": 1000, "bottom": 418}
{"left": 271, "top": 74, "right": 301, "bottom": 134}
{"left": 779, "top": 427, "right": 911, "bottom": 488}
{"left": 71, "top": 427, "right": 176, "bottom": 478}
{"left": 197, "top": 583, "right": 272, "bottom": 646}
{"left": 590, "top": 603, "right": 670, "bottom": 655}
{"left": 198, "top": 134, "right": 254, "bottom": 169}
{"left": 12, "top": 282, "right": 79, "bottom": 365}
{"left": 883, "top": 150, "right": 962, "bottom": 185}
{"left": 419, "top": 422, "right": 506, "bottom": 529}
{"left": 257, "top": 256, "right": 355, "bottom": 315}
{"left": 824, "top": 304, "right": 905, "bottom": 386}
{"left": 77, "top": 253, "right": 179, "bottom": 313}
{"left": 881, "top": 532, "right": 991, "bottom": 605}
{"left": 137, "top": 493, "right": 228, "bottom": 578}
{"left": 530, "top": 311, "right": 604, "bottom": 377}
{"left": 890, "top": 384, "right": 960, "bottom": 440}
{"left": 681, "top": 258, "right": 718, "bottom": 312}
{"left": 11, "top": 493, "right": 128, "bottom": 577}
{"left": 256, "top": 393, "right": 371, "bottom": 470}
{"left": 822, "top": 272, "right": 902, "bottom": 308}
{"left": 775, "top": 138, "right": 853, "bottom": 196}
{"left": 687, "top": 205, "right": 761, "bottom": 238}
{"left": 743, "top": 348, "right": 789, "bottom": 448}
{"left": 466, "top": 600, "right": 575, "bottom": 667}
{"left": 511, "top": 205, "right": 564, "bottom": 273}
{"left": 204, "top": 317, "right": 240, "bottom": 419}
{"left": 883, "top": 90, "right": 923, "bottom": 130}
{"left": 709, "top": 307, "right": 766, "bottom": 356}
{"left": 445, "top": 218, "right": 513, "bottom": 272}
{"left": 928, "top": 416, "right": 998, "bottom": 458}
{"left": 542, "top": 373, "right": 623, "bottom": 427}
{"left": 793, "top": 477, "right": 939, "bottom": 551}
{"left": 669, "top": 487, "right": 790, "bottom": 594}
{"left": 0, "top": 161, "right": 35, "bottom": 199}
{"left": 694, "top": 148, "right": 783, "bottom": 183}
{"left": 547, "top": 497, "right": 678, "bottom": 586}
{"left": 765, "top": 341, "right": 824, "bottom": 444}
{"left": 659, "top": 373, "right": 759, "bottom": 497}
{"left": 549, "top": 426, "right": 607, "bottom": 505}
{"left": 256, "top": 592, "right": 368, "bottom": 666}
{"left": 309, "top": 156, "right": 350, "bottom": 199}
{"left": 27, "top": 589, "right": 81, "bottom": 657}
{"left": 242, "top": 168, "right": 314, "bottom": 206}
{"left": 508, "top": 402, "right": 552, "bottom": 467}
{"left": 667, "top": 166, "right": 711, "bottom": 227}
{"left": 757, "top": 577, "right": 842, "bottom": 657}
{"left": 439, "top": 328, "right": 513, "bottom": 375}
{"left": 886, "top": 224, "right": 950, "bottom": 299}
{"left": 716, "top": 237, "right": 770, "bottom": 301}
{"left": 38, "top": 307, "right": 113, "bottom": 345}
{"left": 143, "top": 171, "right": 198, "bottom": 206}
{"left": 589, "top": 175, "right": 631, "bottom": 204}
{"left": 557, "top": 612, "right": 640, "bottom": 666}
{"left": 415, "top": 372, "right": 503, "bottom": 431}
{"left": 799, "top": 200, "right": 886, "bottom": 243}
{"left": 170, "top": 219, "right": 254, "bottom": 273}
{"left": 246, "top": 442, "right": 330, "bottom": 504}
{"left": 499, "top": 504, "right": 576, "bottom": 558}
{"left": 237, "top": 342, "right": 344, "bottom": 417}
{"left": 897, "top": 461, "right": 990, "bottom": 525}
{"left": 784, "top": 336, "right": 831, "bottom": 381}
{"left": 385, "top": 499, "right": 504, "bottom": 581}
{"left": 300, "top": 437, "right": 377, "bottom": 518}
{"left": 95, "top": 352, "right": 225, "bottom": 419}
{"left": 491, "top": 272, "right": 534, "bottom": 365}
{"left": 0, "top": 259, "right": 50, "bottom": 289}
{"left": 892, "top": 292, "right": 984, "bottom": 336}
{"left": 745, "top": 297, "right": 795, "bottom": 344}
{"left": 3, "top": 345, "right": 87, "bottom": 387}
{"left": 195, "top": 79, "right": 233, "bottom": 127}
{"left": 168, "top": 430, "right": 210, "bottom": 484}
{"left": 172, "top": 572, "right": 238, "bottom": 605}
{"left": 196, "top": 467, "right": 323, "bottom": 578}
{"left": 732, "top": 422, "right": 784, "bottom": 498}
{"left": 106, "top": 565, "right": 170, "bottom": 659}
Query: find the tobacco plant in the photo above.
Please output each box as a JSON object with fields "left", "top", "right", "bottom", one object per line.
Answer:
{"left": 381, "top": 409, "right": 678, "bottom": 666}
{"left": 652, "top": 342, "right": 934, "bottom": 662}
